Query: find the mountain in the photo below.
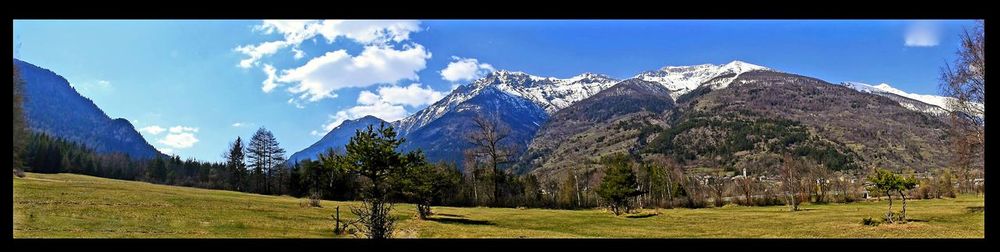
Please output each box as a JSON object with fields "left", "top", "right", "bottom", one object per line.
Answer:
{"left": 294, "top": 60, "right": 958, "bottom": 177}
{"left": 636, "top": 60, "right": 770, "bottom": 100}
{"left": 643, "top": 70, "right": 953, "bottom": 174}
{"left": 394, "top": 70, "right": 619, "bottom": 135}
{"left": 519, "top": 78, "right": 676, "bottom": 176}
{"left": 288, "top": 115, "right": 388, "bottom": 164}
{"left": 14, "top": 59, "right": 161, "bottom": 159}
{"left": 840, "top": 82, "right": 954, "bottom": 116}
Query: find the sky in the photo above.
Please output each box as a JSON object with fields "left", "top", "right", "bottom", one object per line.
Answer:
{"left": 11, "top": 20, "right": 979, "bottom": 162}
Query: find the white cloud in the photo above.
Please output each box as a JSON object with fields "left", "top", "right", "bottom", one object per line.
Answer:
{"left": 158, "top": 132, "right": 199, "bottom": 149}
{"left": 155, "top": 125, "right": 200, "bottom": 149}
{"left": 139, "top": 125, "right": 165, "bottom": 135}
{"left": 169, "top": 126, "right": 199, "bottom": 133}
{"left": 371, "top": 83, "right": 445, "bottom": 107}
{"left": 262, "top": 64, "right": 279, "bottom": 93}
{"left": 905, "top": 21, "right": 941, "bottom": 47}
{"left": 157, "top": 147, "right": 175, "bottom": 155}
{"left": 312, "top": 83, "right": 444, "bottom": 134}
{"left": 292, "top": 47, "right": 306, "bottom": 59}
{"left": 278, "top": 45, "right": 431, "bottom": 102}
{"left": 232, "top": 122, "right": 245, "bottom": 127}
{"left": 441, "top": 56, "right": 495, "bottom": 82}
{"left": 237, "top": 20, "right": 431, "bottom": 106}
{"left": 235, "top": 40, "right": 288, "bottom": 69}
{"left": 236, "top": 20, "right": 422, "bottom": 69}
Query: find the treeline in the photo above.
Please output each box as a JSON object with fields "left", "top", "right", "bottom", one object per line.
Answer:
{"left": 18, "top": 123, "right": 975, "bottom": 216}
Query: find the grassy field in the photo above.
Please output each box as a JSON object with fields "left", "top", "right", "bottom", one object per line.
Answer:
{"left": 13, "top": 173, "right": 985, "bottom": 238}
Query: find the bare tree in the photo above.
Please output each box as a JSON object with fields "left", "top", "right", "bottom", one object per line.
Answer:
{"left": 940, "top": 21, "right": 985, "bottom": 194}
{"left": 466, "top": 112, "right": 513, "bottom": 206}
{"left": 780, "top": 155, "right": 805, "bottom": 211}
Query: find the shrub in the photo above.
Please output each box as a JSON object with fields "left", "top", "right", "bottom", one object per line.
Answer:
{"left": 862, "top": 216, "right": 881, "bottom": 226}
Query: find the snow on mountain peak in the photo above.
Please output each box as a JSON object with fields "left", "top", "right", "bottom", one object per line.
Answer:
{"left": 840, "top": 81, "right": 955, "bottom": 116}
{"left": 638, "top": 60, "right": 771, "bottom": 100}
{"left": 396, "top": 69, "right": 620, "bottom": 134}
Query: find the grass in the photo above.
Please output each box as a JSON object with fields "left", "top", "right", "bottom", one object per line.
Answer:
{"left": 13, "top": 173, "right": 985, "bottom": 238}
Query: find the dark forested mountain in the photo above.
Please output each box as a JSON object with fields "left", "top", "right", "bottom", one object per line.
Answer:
{"left": 14, "top": 59, "right": 161, "bottom": 159}
{"left": 288, "top": 115, "right": 387, "bottom": 164}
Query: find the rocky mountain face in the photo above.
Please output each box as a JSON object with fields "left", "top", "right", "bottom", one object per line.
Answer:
{"left": 14, "top": 59, "right": 161, "bottom": 159}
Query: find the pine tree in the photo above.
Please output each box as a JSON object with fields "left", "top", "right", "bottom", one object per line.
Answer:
{"left": 225, "top": 137, "right": 247, "bottom": 191}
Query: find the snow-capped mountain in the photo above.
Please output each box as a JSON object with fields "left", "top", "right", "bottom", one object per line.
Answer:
{"left": 635, "top": 60, "right": 770, "bottom": 100}
{"left": 841, "top": 81, "right": 956, "bottom": 116}
{"left": 394, "top": 70, "right": 619, "bottom": 134}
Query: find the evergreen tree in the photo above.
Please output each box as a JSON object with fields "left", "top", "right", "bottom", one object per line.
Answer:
{"left": 225, "top": 137, "right": 247, "bottom": 191}
{"left": 597, "top": 153, "right": 646, "bottom": 216}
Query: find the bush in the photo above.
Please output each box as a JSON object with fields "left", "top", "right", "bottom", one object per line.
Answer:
{"left": 309, "top": 193, "right": 323, "bottom": 208}
{"left": 862, "top": 216, "right": 881, "bottom": 226}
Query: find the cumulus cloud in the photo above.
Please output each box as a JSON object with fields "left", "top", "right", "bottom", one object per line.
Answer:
{"left": 311, "top": 83, "right": 445, "bottom": 135}
{"left": 139, "top": 125, "right": 166, "bottom": 135}
{"left": 905, "top": 21, "right": 941, "bottom": 47}
{"left": 157, "top": 126, "right": 200, "bottom": 149}
{"left": 441, "top": 56, "right": 495, "bottom": 82}
{"left": 262, "top": 64, "right": 279, "bottom": 93}
{"left": 370, "top": 83, "right": 444, "bottom": 107}
{"left": 277, "top": 45, "right": 431, "bottom": 102}
{"left": 237, "top": 20, "right": 430, "bottom": 106}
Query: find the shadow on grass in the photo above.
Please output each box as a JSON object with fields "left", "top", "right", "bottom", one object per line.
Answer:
{"left": 425, "top": 216, "right": 494, "bottom": 226}
{"left": 434, "top": 213, "right": 465, "bottom": 218}
{"left": 625, "top": 213, "right": 658, "bottom": 219}
{"left": 966, "top": 206, "right": 985, "bottom": 213}
{"left": 905, "top": 219, "right": 929, "bottom": 223}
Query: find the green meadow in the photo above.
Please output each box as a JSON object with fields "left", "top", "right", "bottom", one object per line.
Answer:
{"left": 13, "top": 173, "right": 984, "bottom": 238}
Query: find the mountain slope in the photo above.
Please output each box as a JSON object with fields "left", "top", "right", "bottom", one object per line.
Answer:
{"left": 394, "top": 71, "right": 618, "bottom": 135}
{"left": 288, "top": 115, "right": 388, "bottom": 163}
{"left": 14, "top": 59, "right": 161, "bottom": 159}
{"left": 636, "top": 60, "right": 769, "bottom": 100}
{"left": 401, "top": 85, "right": 550, "bottom": 166}
{"left": 648, "top": 71, "right": 953, "bottom": 173}
{"left": 520, "top": 78, "right": 676, "bottom": 176}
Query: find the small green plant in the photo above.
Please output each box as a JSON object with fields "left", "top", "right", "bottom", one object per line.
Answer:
{"left": 862, "top": 216, "right": 881, "bottom": 226}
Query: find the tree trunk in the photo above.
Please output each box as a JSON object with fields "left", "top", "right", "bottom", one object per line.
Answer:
{"left": 885, "top": 191, "right": 894, "bottom": 223}
{"left": 898, "top": 190, "right": 907, "bottom": 223}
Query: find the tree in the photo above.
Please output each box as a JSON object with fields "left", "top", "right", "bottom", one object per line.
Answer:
{"left": 867, "top": 168, "right": 918, "bottom": 223}
{"left": 328, "top": 123, "right": 412, "bottom": 239}
{"left": 224, "top": 137, "right": 247, "bottom": 191}
{"left": 466, "top": 112, "right": 513, "bottom": 206}
{"left": 13, "top": 65, "right": 28, "bottom": 177}
{"left": 394, "top": 156, "right": 461, "bottom": 219}
{"left": 247, "top": 127, "right": 285, "bottom": 194}
{"left": 940, "top": 21, "right": 985, "bottom": 194}
{"left": 596, "top": 153, "right": 646, "bottom": 216}
{"left": 779, "top": 155, "right": 805, "bottom": 211}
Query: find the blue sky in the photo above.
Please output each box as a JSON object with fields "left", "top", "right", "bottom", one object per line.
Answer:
{"left": 12, "top": 20, "right": 978, "bottom": 162}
